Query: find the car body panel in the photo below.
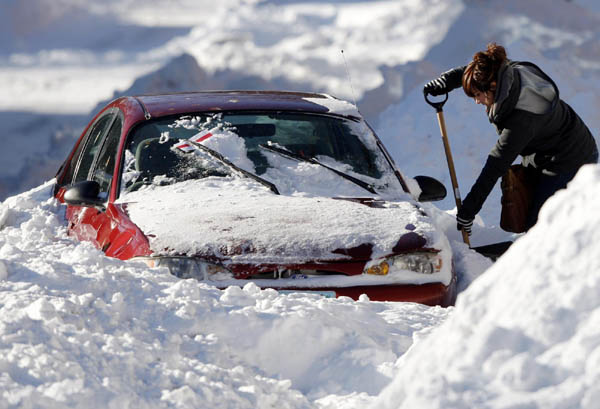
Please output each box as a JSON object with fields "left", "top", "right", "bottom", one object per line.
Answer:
{"left": 62, "top": 202, "right": 151, "bottom": 259}
{"left": 135, "top": 91, "right": 337, "bottom": 119}
{"left": 280, "top": 280, "right": 457, "bottom": 305}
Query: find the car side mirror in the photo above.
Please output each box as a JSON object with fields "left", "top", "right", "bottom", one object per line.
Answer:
{"left": 414, "top": 175, "right": 447, "bottom": 202}
{"left": 63, "top": 180, "right": 106, "bottom": 208}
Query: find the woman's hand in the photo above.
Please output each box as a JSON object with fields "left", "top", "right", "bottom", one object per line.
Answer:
{"left": 423, "top": 66, "right": 466, "bottom": 96}
{"left": 423, "top": 77, "right": 448, "bottom": 96}
{"left": 456, "top": 214, "right": 474, "bottom": 236}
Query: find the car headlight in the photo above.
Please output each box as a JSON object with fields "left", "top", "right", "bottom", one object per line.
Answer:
{"left": 364, "top": 252, "right": 442, "bottom": 276}
{"left": 137, "top": 256, "right": 233, "bottom": 281}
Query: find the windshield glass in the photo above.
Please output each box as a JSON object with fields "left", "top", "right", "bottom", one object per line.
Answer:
{"left": 120, "top": 112, "right": 394, "bottom": 195}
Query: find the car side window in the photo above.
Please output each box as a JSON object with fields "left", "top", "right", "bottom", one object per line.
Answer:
{"left": 61, "top": 134, "right": 89, "bottom": 186}
{"left": 91, "top": 115, "right": 123, "bottom": 197}
{"left": 72, "top": 114, "right": 115, "bottom": 184}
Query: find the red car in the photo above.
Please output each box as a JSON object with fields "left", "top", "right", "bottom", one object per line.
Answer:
{"left": 54, "top": 91, "right": 456, "bottom": 306}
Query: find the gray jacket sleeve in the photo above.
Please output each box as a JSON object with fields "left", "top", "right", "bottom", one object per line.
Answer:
{"left": 458, "top": 112, "right": 536, "bottom": 219}
{"left": 441, "top": 66, "right": 466, "bottom": 92}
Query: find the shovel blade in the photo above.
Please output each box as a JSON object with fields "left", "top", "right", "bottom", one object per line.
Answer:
{"left": 471, "top": 241, "right": 513, "bottom": 261}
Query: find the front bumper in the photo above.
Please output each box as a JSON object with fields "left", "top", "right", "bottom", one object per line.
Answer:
{"left": 213, "top": 275, "right": 457, "bottom": 307}
{"left": 136, "top": 255, "right": 457, "bottom": 307}
{"left": 260, "top": 277, "right": 457, "bottom": 307}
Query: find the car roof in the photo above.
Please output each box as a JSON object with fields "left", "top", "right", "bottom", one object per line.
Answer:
{"left": 129, "top": 90, "right": 358, "bottom": 119}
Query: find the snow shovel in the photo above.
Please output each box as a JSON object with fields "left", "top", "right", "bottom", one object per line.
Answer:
{"left": 425, "top": 92, "right": 471, "bottom": 246}
{"left": 424, "top": 93, "right": 513, "bottom": 260}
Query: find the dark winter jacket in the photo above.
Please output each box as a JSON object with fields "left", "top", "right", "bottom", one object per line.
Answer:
{"left": 455, "top": 60, "right": 597, "bottom": 220}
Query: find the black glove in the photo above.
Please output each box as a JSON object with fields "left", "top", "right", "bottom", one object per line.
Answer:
{"left": 456, "top": 214, "right": 474, "bottom": 236}
{"left": 423, "top": 77, "right": 448, "bottom": 96}
{"left": 423, "top": 66, "right": 466, "bottom": 96}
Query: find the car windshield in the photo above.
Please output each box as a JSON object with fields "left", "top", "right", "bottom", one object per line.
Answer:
{"left": 120, "top": 112, "right": 394, "bottom": 195}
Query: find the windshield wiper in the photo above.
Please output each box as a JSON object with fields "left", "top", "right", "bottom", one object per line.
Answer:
{"left": 258, "top": 143, "right": 376, "bottom": 194}
{"left": 185, "top": 140, "right": 280, "bottom": 195}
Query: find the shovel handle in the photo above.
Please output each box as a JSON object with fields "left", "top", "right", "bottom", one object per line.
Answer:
{"left": 425, "top": 93, "right": 471, "bottom": 247}
{"left": 461, "top": 229, "right": 471, "bottom": 246}
{"left": 424, "top": 92, "right": 449, "bottom": 113}
{"left": 437, "top": 111, "right": 471, "bottom": 247}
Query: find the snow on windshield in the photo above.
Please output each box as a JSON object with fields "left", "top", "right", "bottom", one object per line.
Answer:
{"left": 121, "top": 113, "right": 409, "bottom": 200}
{"left": 170, "top": 115, "right": 257, "bottom": 174}
{"left": 260, "top": 152, "right": 376, "bottom": 197}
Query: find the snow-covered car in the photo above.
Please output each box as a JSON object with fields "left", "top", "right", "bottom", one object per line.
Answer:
{"left": 53, "top": 91, "right": 455, "bottom": 306}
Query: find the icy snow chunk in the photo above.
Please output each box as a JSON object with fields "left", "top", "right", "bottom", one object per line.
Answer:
{"left": 41, "top": 378, "right": 84, "bottom": 402}
{"left": 220, "top": 285, "right": 257, "bottom": 307}
{"left": 243, "top": 282, "right": 262, "bottom": 296}
{"left": 25, "top": 298, "right": 56, "bottom": 321}
{"left": 358, "top": 294, "right": 370, "bottom": 302}
{"left": 303, "top": 95, "right": 360, "bottom": 117}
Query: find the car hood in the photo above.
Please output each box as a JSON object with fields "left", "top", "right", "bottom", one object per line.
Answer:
{"left": 118, "top": 178, "right": 445, "bottom": 264}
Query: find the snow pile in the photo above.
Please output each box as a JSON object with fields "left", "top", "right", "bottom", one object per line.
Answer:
{"left": 371, "top": 164, "right": 600, "bottom": 409}
{"left": 0, "top": 181, "right": 451, "bottom": 408}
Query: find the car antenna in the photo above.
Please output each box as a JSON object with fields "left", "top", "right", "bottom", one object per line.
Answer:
{"left": 340, "top": 49, "right": 358, "bottom": 108}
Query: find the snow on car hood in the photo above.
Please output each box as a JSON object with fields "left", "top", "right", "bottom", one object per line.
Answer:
{"left": 119, "top": 177, "right": 446, "bottom": 264}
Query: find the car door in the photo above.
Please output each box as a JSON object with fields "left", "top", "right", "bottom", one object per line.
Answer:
{"left": 63, "top": 111, "right": 152, "bottom": 259}
{"left": 64, "top": 110, "right": 119, "bottom": 250}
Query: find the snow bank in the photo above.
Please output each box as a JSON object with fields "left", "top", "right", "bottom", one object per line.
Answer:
{"left": 371, "top": 164, "right": 600, "bottom": 409}
{"left": 0, "top": 181, "right": 450, "bottom": 408}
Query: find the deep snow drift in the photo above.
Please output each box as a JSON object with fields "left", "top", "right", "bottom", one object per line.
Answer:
{"left": 0, "top": 181, "right": 452, "bottom": 408}
{"left": 372, "top": 164, "right": 600, "bottom": 409}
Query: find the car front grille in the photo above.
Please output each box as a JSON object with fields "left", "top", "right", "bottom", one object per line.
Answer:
{"left": 244, "top": 269, "right": 342, "bottom": 280}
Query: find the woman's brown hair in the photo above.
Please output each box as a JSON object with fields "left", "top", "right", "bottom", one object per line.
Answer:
{"left": 462, "top": 43, "right": 507, "bottom": 97}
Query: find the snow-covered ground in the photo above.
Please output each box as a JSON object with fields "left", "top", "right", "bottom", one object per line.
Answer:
{"left": 1, "top": 0, "right": 600, "bottom": 408}
{"left": 0, "top": 181, "right": 454, "bottom": 408}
